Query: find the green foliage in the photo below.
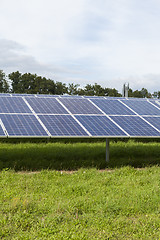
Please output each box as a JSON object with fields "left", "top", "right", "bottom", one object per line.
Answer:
{"left": 0, "top": 167, "right": 160, "bottom": 239}
{"left": 68, "top": 83, "right": 80, "bottom": 95}
{"left": 0, "top": 68, "right": 158, "bottom": 97}
{"left": 7, "top": 70, "right": 123, "bottom": 96}
{"left": 0, "top": 70, "right": 9, "bottom": 93}
{"left": 128, "top": 87, "right": 152, "bottom": 98}
{"left": 8, "top": 72, "right": 57, "bottom": 94}
{"left": 55, "top": 81, "right": 67, "bottom": 95}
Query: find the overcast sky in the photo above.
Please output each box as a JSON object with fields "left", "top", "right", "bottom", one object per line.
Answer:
{"left": 0, "top": 0, "right": 160, "bottom": 93}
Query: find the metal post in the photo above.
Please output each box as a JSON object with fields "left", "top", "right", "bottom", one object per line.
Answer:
{"left": 106, "top": 139, "right": 109, "bottom": 162}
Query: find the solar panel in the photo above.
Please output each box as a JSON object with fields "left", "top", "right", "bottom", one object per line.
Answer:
{"left": 143, "top": 117, "right": 160, "bottom": 131}
{"left": 60, "top": 95, "right": 83, "bottom": 98}
{"left": 83, "top": 96, "right": 105, "bottom": 98}
{"left": 59, "top": 98, "right": 102, "bottom": 114}
{"left": 0, "top": 114, "right": 48, "bottom": 137}
{"left": 0, "top": 93, "right": 160, "bottom": 138}
{"left": 105, "top": 97, "right": 127, "bottom": 100}
{"left": 121, "top": 100, "right": 160, "bottom": 115}
{"left": 0, "top": 93, "right": 11, "bottom": 97}
{"left": 0, "top": 123, "right": 5, "bottom": 136}
{"left": 39, "top": 115, "right": 89, "bottom": 136}
{"left": 12, "top": 94, "right": 36, "bottom": 97}
{"left": 25, "top": 97, "right": 68, "bottom": 114}
{"left": 90, "top": 99, "right": 135, "bottom": 115}
{"left": 0, "top": 97, "right": 32, "bottom": 113}
{"left": 75, "top": 115, "right": 127, "bottom": 136}
{"left": 149, "top": 100, "right": 160, "bottom": 109}
{"left": 36, "top": 94, "right": 60, "bottom": 98}
{"left": 110, "top": 116, "right": 160, "bottom": 136}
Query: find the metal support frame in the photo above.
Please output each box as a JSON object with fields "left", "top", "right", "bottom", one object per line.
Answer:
{"left": 106, "top": 139, "right": 109, "bottom": 162}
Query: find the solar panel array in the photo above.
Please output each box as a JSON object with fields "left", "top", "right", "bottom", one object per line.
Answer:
{"left": 0, "top": 93, "right": 160, "bottom": 138}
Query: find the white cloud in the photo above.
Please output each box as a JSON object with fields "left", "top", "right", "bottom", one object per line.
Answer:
{"left": 1, "top": 0, "right": 160, "bottom": 92}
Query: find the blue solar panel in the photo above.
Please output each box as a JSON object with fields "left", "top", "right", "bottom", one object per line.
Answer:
{"left": 110, "top": 116, "right": 160, "bottom": 136}
{"left": 0, "top": 123, "right": 5, "bottom": 136}
{"left": 121, "top": 100, "right": 160, "bottom": 115}
{"left": 75, "top": 115, "right": 127, "bottom": 136}
{"left": 60, "top": 95, "right": 83, "bottom": 98}
{"left": 0, "top": 97, "right": 32, "bottom": 113}
{"left": 105, "top": 97, "right": 127, "bottom": 100}
{"left": 0, "top": 93, "right": 160, "bottom": 138}
{"left": 149, "top": 100, "right": 160, "bottom": 109}
{"left": 0, "top": 114, "right": 48, "bottom": 136}
{"left": 84, "top": 96, "right": 105, "bottom": 98}
{"left": 39, "top": 115, "right": 89, "bottom": 136}
{"left": 26, "top": 97, "right": 68, "bottom": 114}
{"left": 0, "top": 93, "right": 11, "bottom": 96}
{"left": 143, "top": 117, "right": 160, "bottom": 131}
{"left": 59, "top": 98, "right": 102, "bottom": 114}
{"left": 12, "top": 94, "right": 36, "bottom": 97}
{"left": 36, "top": 94, "right": 60, "bottom": 98}
{"left": 90, "top": 99, "right": 135, "bottom": 115}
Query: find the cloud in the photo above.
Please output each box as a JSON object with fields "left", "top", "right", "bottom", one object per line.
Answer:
{"left": 1, "top": 0, "right": 160, "bottom": 92}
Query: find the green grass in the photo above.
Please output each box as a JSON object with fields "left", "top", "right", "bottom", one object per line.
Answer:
{"left": 0, "top": 167, "right": 160, "bottom": 239}
{"left": 0, "top": 140, "right": 160, "bottom": 170}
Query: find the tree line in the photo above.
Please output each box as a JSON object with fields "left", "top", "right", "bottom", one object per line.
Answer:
{"left": 0, "top": 69, "right": 159, "bottom": 98}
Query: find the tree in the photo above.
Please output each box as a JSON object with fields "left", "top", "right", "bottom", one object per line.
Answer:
{"left": 104, "top": 88, "right": 121, "bottom": 97}
{"left": 8, "top": 71, "right": 22, "bottom": 93}
{"left": 93, "top": 83, "right": 105, "bottom": 96}
{"left": 0, "top": 70, "right": 9, "bottom": 93}
{"left": 128, "top": 88, "right": 133, "bottom": 97}
{"left": 8, "top": 71, "right": 56, "bottom": 94}
{"left": 55, "top": 82, "right": 67, "bottom": 95}
{"left": 83, "top": 84, "right": 95, "bottom": 96}
{"left": 67, "top": 83, "right": 80, "bottom": 95}
{"left": 140, "top": 88, "right": 151, "bottom": 98}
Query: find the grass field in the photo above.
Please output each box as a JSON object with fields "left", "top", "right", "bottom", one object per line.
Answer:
{"left": 0, "top": 167, "right": 160, "bottom": 239}
{"left": 0, "top": 140, "right": 160, "bottom": 239}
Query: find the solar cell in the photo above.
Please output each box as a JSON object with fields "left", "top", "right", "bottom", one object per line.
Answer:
{"left": 39, "top": 115, "right": 89, "bottom": 136}
{"left": 36, "top": 94, "right": 60, "bottom": 98}
{"left": 110, "top": 116, "right": 160, "bottom": 136}
{"left": 59, "top": 98, "right": 102, "bottom": 114}
{"left": 149, "top": 100, "right": 160, "bottom": 109}
{"left": 12, "top": 94, "right": 36, "bottom": 97}
{"left": 121, "top": 100, "right": 160, "bottom": 115}
{"left": 83, "top": 96, "right": 104, "bottom": 98}
{"left": 0, "top": 114, "right": 48, "bottom": 136}
{"left": 0, "top": 122, "right": 5, "bottom": 136}
{"left": 90, "top": 99, "right": 135, "bottom": 115}
{"left": 75, "top": 115, "right": 127, "bottom": 136}
{"left": 143, "top": 117, "right": 160, "bottom": 131}
{"left": 105, "top": 97, "right": 127, "bottom": 100}
{"left": 0, "top": 93, "right": 11, "bottom": 96}
{"left": 60, "top": 95, "right": 83, "bottom": 98}
{"left": 0, "top": 97, "right": 32, "bottom": 113}
{"left": 25, "top": 97, "right": 68, "bottom": 114}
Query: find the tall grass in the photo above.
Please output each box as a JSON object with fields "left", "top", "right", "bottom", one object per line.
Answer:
{"left": 0, "top": 140, "right": 160, "bottom": 170}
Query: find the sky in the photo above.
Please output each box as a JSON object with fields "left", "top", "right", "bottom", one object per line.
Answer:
{"left": 0, "top": 0, "right": 160, "bottom": 93}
